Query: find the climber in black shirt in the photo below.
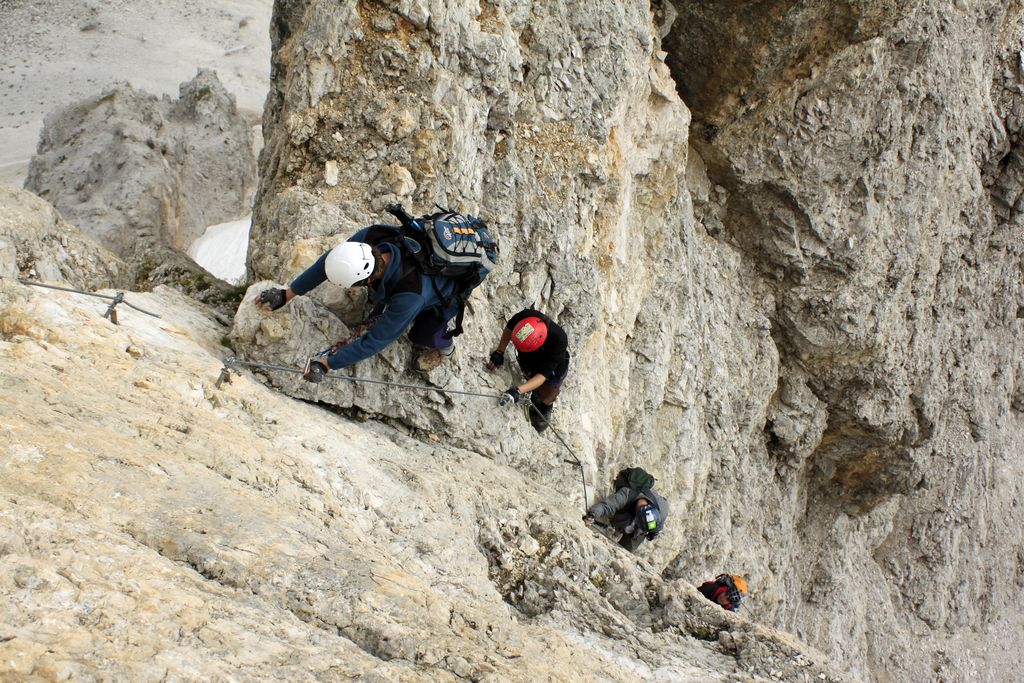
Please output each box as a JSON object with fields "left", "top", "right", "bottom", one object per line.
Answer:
{"left": 485, "top": 308, "right": 570, "bottom": 433}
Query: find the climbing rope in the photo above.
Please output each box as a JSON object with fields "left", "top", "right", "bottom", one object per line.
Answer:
{"left": 12, "top": 278, "right": 161, "bottom": 321}
{"left": 219, "top": 356, "right": 591, "bottom": 508}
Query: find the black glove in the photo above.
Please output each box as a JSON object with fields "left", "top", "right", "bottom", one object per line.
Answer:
{"left": 489, "top": 350, "right": 505, "bottom": 368}
{"left": 385, "top": 203, "right": 414, "bottom": 227}
{"left": 582, "top": 513, "right": 595, "bottom": 525}
{"left": 647, "top": 529, "right": 660, "bottom": 541}
{"left": 258, "top": 288, "right": 287, "bottom": 311}
{"left": 498, "top": 387, "right": 520, "bottom": 407}
{"left": 302, "top": 358, "right": 328, "bottom": 384}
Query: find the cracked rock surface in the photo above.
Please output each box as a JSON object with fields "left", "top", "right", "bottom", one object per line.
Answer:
{"left": 1, "top": 0, "right": 1023, "bottom": 680}
{"left": 0, "top": 276, "right": 850, "bottom": 682}
{"left": 236, "top": 1, "right": 1024, "bottom": 681}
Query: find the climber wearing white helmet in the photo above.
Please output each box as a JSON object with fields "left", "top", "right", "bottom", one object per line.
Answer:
{"left": 324, "top": 242, "right": 377, "bottom": 287}
{"left": 255, "top": 220, "right": 459, "bottom": 382}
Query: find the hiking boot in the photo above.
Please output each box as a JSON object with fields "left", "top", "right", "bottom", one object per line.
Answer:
{"left": 415, "top": 344, "right": 455, "bottom": 372}
{"left": 529, "top": 403, "right": 553, "bottom": 433}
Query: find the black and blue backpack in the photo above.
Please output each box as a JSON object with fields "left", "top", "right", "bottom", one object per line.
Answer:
{"left": 384, "top": 203, "right": 499, "bottom": 337}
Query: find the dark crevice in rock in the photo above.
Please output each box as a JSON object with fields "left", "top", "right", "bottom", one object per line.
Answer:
{"left": 763, "top": 418, "right": 785, "bottom": 459}
{"left": 123, "top": 524, "right": 255, "bottom": 594}
{"left": 661, "top": 0, "right": 905, "bottom": 127}
{"left": 805, "top": 412, "right": 918, "bottom": 516}
{"left": 909, "top": 392, "right": 935, "bottom": 445}
{"left": 293, "top": 395, "right": 459, "bottom": 452}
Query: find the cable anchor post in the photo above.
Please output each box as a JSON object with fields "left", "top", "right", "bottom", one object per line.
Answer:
{"left": 104, "top": 292, "right": 125, "bottom": 325}
{"left": 562, "top": 458, "right": 589, "bottom": 511}
{"left": 216, "top": 356, "right": 239, "bottom": 389}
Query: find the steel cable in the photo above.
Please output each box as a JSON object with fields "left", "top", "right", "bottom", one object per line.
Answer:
{"left": 13, "top": 278, "right": 161, "bottom": 318}
{"left": 222, "top": 356, "right": 591, "bottom": 508}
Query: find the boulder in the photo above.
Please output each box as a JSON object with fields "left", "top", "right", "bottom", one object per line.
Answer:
{"left": 25, "top": 69, "right": 256, "bottom": 311}
{"left": 0, "top": 185, "right": 124, "bottom": 289}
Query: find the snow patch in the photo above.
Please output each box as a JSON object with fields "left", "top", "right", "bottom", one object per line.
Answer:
{"left": 187, "top": 216, "right": 251, "bottom": 285}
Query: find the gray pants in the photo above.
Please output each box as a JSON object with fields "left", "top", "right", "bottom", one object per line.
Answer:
{"left": 617, "top": 530, "right": 646, "bottom": 553}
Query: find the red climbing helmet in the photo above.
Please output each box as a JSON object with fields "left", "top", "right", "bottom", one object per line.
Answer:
{"left": 511, "top": 316, "right": 547, "bottom": 352}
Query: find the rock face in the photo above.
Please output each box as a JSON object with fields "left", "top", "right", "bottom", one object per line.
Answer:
{"left": 0, "top": 237, "right": 853, "bottom": 681}
{"left": 24, "top": 69, "right": 256, "bottom": 307}
{"left": 245, "top": 0, "right": 700, "bottom": 501}
{"left": 662, "top": 0, "right": 1024, "bottom": 678}
{"left": 0, "top": 185, "right": 125, "bottom": 289}
{"left": 238, "top": 1, "right": 1024, "bottom": 681}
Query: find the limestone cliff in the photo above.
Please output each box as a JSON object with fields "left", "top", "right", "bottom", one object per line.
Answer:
{"left": 24, "top": 70, "right": 256, "bottom": 311}
{"left": 238, "top": 1, "right": 1024, "bottom": 681}
{"left": 1, "top": 234, "right": 849, "bottom": 680}
{"left": 0, "top": 186, "right": 125, "bottom": 289}
{"left": 3, "top": 0, "right": 1023, "bottom": 681}
{"left": 662, "top": 1, "right": 1024, "bottom": 678}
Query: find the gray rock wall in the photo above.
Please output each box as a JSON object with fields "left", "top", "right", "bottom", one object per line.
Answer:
{"left": 238, "top": 0, "right": 1024, "bottom": 681}
{"left": 243, "top": 0, "right": 712, "bottom": 509}
{"left": 25, "top": 69, "right": 256, "bottom": 302}
{"left": 1, "top": 266, "right": 854, "bottom": 682}
{"left": 0, "top": 185, "right": 125, "bottom": 288}
{"left": 664, "top": 0, "right": 1024, "bottom": 679}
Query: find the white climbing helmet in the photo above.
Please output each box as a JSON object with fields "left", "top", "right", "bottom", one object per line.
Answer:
{"left": 325, "top": 242, "right": 376, "bottom": 287}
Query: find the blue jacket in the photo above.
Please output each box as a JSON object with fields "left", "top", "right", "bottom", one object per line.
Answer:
{"left": 289, "top": 226, "right": 458, "bottom": 370}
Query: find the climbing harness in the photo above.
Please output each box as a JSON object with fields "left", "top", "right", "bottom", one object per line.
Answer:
{"left": 218, "top": 356, "right": 592, "bottom": 508}
{"left": 10, "top": 278, "right": 160, "bottom": 322}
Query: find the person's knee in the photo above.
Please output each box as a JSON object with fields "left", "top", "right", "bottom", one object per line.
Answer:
{"left": 534, "top": 382, "right": 561, "bottom": 405}
{"left": 408, "top": 312, "right": 453, "bottom": 349}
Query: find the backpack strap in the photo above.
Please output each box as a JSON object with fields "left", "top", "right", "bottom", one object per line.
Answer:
{"left": 448, "top": 301, "right": 467, "bottom": 338}
{"left": 362, "top": 225, "right": 424, "bottom": 296}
